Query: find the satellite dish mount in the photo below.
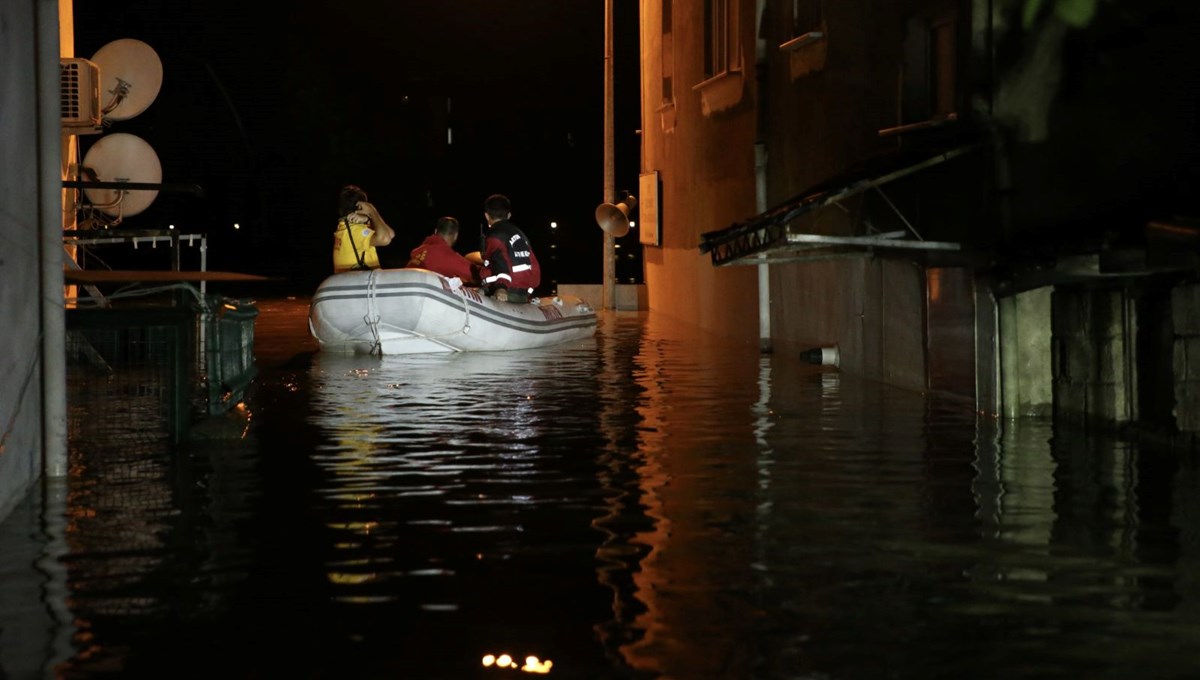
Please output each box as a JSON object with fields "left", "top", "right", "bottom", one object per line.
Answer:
{"left": 91, "top": 38, "right": 163, "bottom": 122}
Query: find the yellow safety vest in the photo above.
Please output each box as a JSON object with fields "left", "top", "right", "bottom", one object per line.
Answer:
{"left": 332, "top": 219, "right": 380, "bottom": 272}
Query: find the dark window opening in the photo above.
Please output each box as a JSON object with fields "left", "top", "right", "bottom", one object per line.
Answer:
{"left": 792, "top": 0, "right": 822, "bottom": 37}
{"left": 662, "top": 0, "right": 674, "bottom": 103}
{"left": 704, "top": 0, "right": 730, "bottom": 80}
{"left": 902, "top": 11, "right": 957, "bottom": 124}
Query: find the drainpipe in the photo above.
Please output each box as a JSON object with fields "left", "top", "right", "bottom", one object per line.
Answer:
{"left": 979, "top": 0, "right": 1010, "bottom": 246}
{"left": 755, "top": 0, "right": 771, "bottom": 353}
{"left": 37, "top": 0, "right": 68, "bottom": 477}
{"left": 972, "top": 0, "right": 1008, "bottom": 418}
{"left": 756, "top": 150, "right": 770, "bottom": 353}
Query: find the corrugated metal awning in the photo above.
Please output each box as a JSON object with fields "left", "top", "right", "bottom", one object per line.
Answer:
{"left": 698, "top": 144, "right": 982, "bottom": 267}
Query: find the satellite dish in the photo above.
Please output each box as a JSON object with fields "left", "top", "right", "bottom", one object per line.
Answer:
{"left": 91, "top": 38, "right": 163, "bottom": 121}
{"left": 81, "top": 132, "right": 162, "bottom": 217}
{"left": 595, "top": 195, "right": 638, "bottom": 237}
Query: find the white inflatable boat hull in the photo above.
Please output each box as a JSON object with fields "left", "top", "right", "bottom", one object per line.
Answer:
{"left": 308, "top": 269, "right": 598, "bottom": 354}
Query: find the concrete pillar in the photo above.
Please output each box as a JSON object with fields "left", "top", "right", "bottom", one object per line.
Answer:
{"left": 1053, "top": 288, "right": 1134, "bottom": 428}
{"left": 1000, "top": 286, "right": 1054, "bottom": 419}
{"left": 1173, "top": 282, "right": 1200, "bottom": 434}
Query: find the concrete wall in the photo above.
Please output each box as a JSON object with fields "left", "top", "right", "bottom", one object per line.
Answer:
{"left": 557, "top": 283, "right": 647, "bottom": 312}
{"left": 998, "top": 281, "right": 1198, "bottom": 439}
{"left": 0, "top": 1, "right": 47, "bottom": 523}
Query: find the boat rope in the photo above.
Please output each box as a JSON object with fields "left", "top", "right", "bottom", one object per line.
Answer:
{"left": 430, "top": 287, "right": 474, "bottom": 339}
{"left": 399, "top": 286, "right": 475, "bottom": 345}
{"left": 380, "top": 284, "right": 479, "bottom": 350}
{"left": 353, "top": 279, "right": 483, "bottom": 352}
{"left": 457, "top": 289, "right": 472, "bottom": 336}
{"left": 364, "top": 269, "right": 382, "bottom": 355}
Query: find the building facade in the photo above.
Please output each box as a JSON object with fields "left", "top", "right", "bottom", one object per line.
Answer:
{"left": 640, "top": 0, "right": 1200, "bottom": 438}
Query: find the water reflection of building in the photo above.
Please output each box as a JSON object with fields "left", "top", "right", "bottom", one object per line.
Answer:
{"left": 600, "top": 306, "right": 1200, "bottom": 674}
{"left": 606, "top": 313, "right": 769, "bottom": 677}
{"left": 971, "top": 421, "right": 1200, "bottom": 624}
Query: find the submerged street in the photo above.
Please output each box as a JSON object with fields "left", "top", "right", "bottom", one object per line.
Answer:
{"left": 2, "top": 297, "right": 1199, "bottom": 678}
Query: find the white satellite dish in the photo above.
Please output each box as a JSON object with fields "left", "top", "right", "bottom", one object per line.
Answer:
{"left": 91, "top": 38, "right": 163, "bottom": 121}
{"left": 81, "top": 132, "right": 163, "bottom": 217}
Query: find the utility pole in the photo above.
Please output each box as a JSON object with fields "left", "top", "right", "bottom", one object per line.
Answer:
{"left": 602, "top": 0, "right": 616, "bottom": 310}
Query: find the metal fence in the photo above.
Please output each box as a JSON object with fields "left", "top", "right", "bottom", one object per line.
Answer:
{"left": 66, "top": 295, "right": 258, "bottom": 445}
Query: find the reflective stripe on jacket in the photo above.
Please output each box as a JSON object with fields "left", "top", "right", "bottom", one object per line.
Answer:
{"left": 480, "top": 219, "right": 540, "bottom": 291}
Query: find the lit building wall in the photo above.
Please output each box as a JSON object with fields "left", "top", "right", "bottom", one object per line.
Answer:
{"left": 638, "top": 0, "right": 933, "bottom": 386}
{"left": 639, "top": 0, "right": 759, "bottom": 343}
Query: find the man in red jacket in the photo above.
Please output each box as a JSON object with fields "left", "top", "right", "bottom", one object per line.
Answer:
{"left": 406, "top": 216, "right": 479, "bottom": 283}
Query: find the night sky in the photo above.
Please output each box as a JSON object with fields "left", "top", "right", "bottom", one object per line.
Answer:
{"left": 71, "top": 1, "right": 644, "bottom": 291}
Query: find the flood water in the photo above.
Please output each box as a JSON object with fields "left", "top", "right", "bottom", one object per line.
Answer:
{"left": 2, "top": 296, "right": 1200, "bottom": 679}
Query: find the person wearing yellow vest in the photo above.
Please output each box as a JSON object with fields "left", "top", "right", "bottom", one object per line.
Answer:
{"left": 332, "top": 185, "right": 396, "bottom": 273}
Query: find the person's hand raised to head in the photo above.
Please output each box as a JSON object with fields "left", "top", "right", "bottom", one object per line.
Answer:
{"left": 355, "top": 200, "right": 381, "bottom": 222}
{"left": 356, "top": 200, "right": 395, "bottom": 246}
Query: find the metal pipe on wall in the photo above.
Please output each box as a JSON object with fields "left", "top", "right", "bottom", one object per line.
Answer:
{"left": 755, "top": 0, "right": 771, "bottom": 351}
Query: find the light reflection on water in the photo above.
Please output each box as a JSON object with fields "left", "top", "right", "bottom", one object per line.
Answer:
{"left": 1, "top": 297, "right": 1199, "bottom": 678}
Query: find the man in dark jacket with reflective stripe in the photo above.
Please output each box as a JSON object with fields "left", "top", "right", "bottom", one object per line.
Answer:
{"left": 480, "top": 193, "right": 541, "bottom": 303}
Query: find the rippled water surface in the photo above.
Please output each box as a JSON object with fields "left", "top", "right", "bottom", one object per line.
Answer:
{"left": 2, "top": 297, "right": 1199, "bottom": 679}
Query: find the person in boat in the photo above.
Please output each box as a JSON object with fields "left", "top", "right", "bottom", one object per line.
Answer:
{"left": 405, "top": 216, "right": 480, "bottom": 284}
{"left": 479, "top": 193, "right": 541, "bottom": 304}
{"left": 332, "top": 184, "right": 396, "bottom": 273}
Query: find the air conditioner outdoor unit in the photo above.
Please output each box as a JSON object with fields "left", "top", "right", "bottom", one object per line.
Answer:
{"left": 61, "top": 58, "right": 102, "bottom": 134}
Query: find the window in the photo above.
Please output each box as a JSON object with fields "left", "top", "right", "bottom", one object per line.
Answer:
{"left": 902, "top": 12, "right": 955, "bottom": 122}
{"left": 660, "top": 0, "right": 677, "bottom": 130}
{"left": 781, "top": 0, "right": 826, "bottom": 78}
{"left": 703, "top": 0, "right": 740, "bottom": 80}
{"left": 929, "top": 18, "right": 956, "bottom": 117}
{"left": 899, "top": 10, "right": 958, "bottom": 126}
{"left": 695, "top": 0, "right": 743, "bottom": 115}
{"left": 790, "top": 0, "right": 822, "bottom": 42}
{"left": 662, "top": 0, "right": 673, "bottom": 104}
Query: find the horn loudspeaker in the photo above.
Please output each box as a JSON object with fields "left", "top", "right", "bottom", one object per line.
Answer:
{"left": 594, "top": 195, "right": 638, "bottom": 237}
